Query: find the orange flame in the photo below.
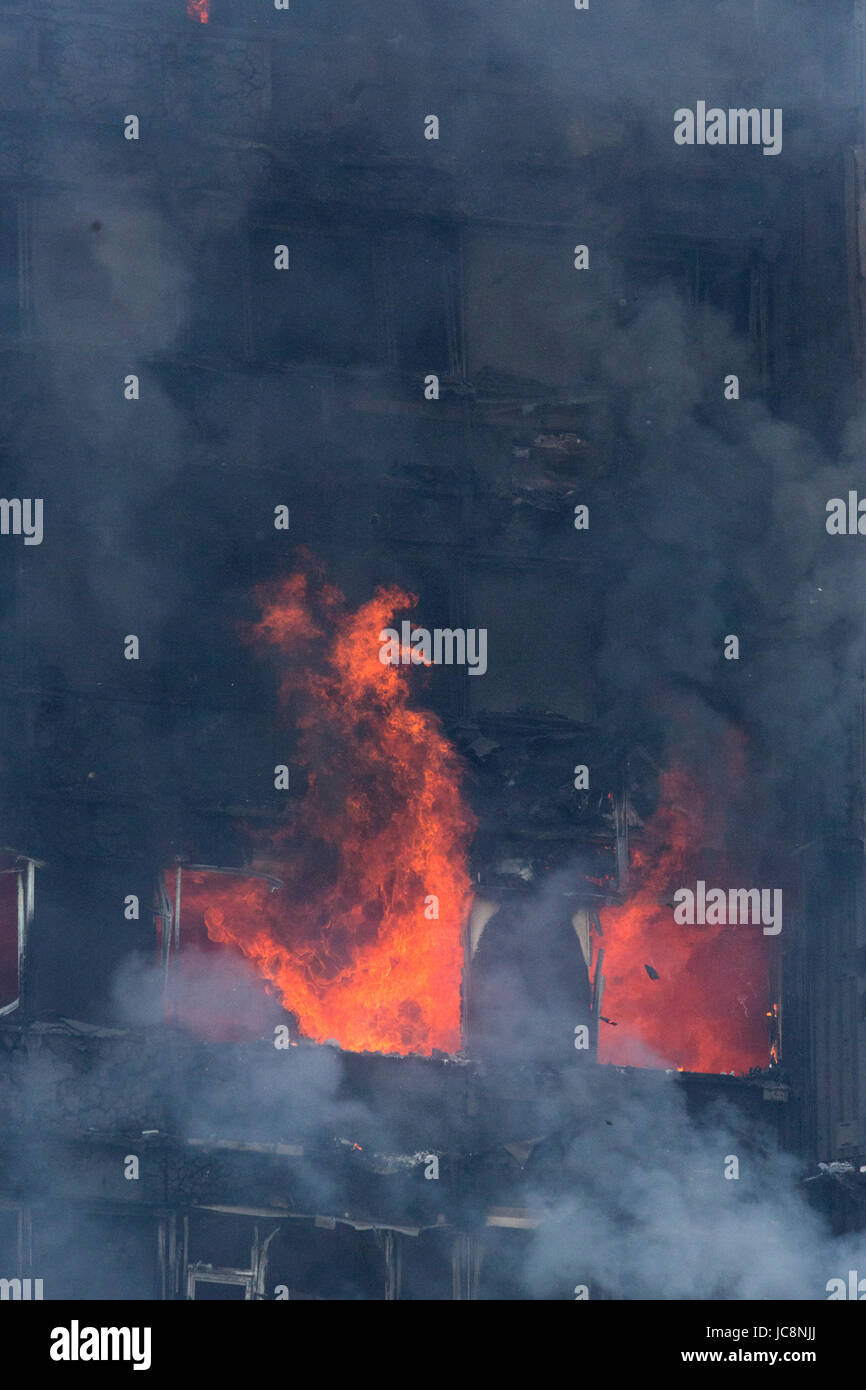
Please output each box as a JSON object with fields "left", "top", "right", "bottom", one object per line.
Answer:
{"left": 187, "top": 0, "right": 209, "bottom": 22}
{"left": 177, "top": 562, "right": 475, "bottom": 1056}
{"left": 597, "top": 759, "right": 770, "bottom": 1074}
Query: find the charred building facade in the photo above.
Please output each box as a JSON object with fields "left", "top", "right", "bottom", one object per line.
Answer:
{"left": 0, "top": 0, "right": 865, "bottom": 1301}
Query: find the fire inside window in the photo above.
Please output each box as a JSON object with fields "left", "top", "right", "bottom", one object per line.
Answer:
{"left": 158, "top": 851, "right": 467, "bottom": 1058}
{"left": 187, "top": 0, "right": 209, "bottom": 22}
{"left": 0, "top": 852, "right": 38, "bottom": 1018}
{"left": 157, "top": 864, "right": 285, "bottom": 1043}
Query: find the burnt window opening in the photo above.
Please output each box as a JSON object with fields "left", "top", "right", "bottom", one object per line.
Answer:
{"left": 157, "top": 863, "right": 287, "bottom": 1043}
{"left": 249, "top": 224, "right": 381, "bottom": 369}
{"left": 183, "top": 229, "right": 246, "bottom": 359}
{"left": 267, "top": 1219, "right": 388, "bottom": 1300}
{"left": 622, "top": 239, "right": 770, "bottom": 386}
{"left": 0, "top": 850, "right": 39, "bottom": 1017}
{"left": 183, "top": 1213, "right": 278, "bottom": 1300}
{"left": 158, "top": 853, "right": 468, "bottom": 1058}
{"left": 247, "top": 218, "right": 460, "bottom": 376}
{"left": 382, "top": 221, "right": 459, "bottom": 376}
{"left": 475, "top": 1226, "right": 537, "bottom": 1300}
{"left": 465, "top": 889, "right": 593, "bottom": 1066}
{"left": 188, "top": 1267, "right": 253, "bottom": 1299}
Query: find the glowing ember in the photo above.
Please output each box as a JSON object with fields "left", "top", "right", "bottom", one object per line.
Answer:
{"left": 597, "top": 760, "right": 770, "bottom": 1074}
{"left": 184, "top": 560, "right": 475, "bottom": 1056}
{"left": 187, "top": 0, "right": 209, "bottom": 22}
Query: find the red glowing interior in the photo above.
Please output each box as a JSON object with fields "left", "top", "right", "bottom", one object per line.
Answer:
{"left": 596, "top": 762, "right": 771, "bottom": 1074}
{"left": 169, "top": 565, "right": 474, "bottom": 1056}
{"left": 187, "top": 0, "right": 209, "bottom": 23}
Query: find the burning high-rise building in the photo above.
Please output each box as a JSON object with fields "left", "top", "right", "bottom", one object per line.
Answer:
{"left": 0, "top": 0, "right": 863, "bottom": 1314}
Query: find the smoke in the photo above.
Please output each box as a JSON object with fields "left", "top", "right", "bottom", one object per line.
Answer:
{"left": 463, "top": 858, "right": 856, "bottom": 1301}
{"left": 9, "top": 0, "right": 857, "bottom": 843}
{"left": 112, "top": 946, "right": 285, "bottom": 1042}
{"left": 1, "top": 955, "right": 463, "bottom": 1254}
{"left": 516, "top": 1066, "right": 863, "bottom": 1301}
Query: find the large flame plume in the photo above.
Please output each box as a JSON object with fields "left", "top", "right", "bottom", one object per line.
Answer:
{"left": 597, "top": 751, "right": 772, "bottom": 1074}
{"left": 176, "top": 561, "right": 475, "bottom": 1056}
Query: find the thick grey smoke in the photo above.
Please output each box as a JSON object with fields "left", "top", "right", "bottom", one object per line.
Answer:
{"left": 518, "top": 1066, "right": 864, "bottom": 1300}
